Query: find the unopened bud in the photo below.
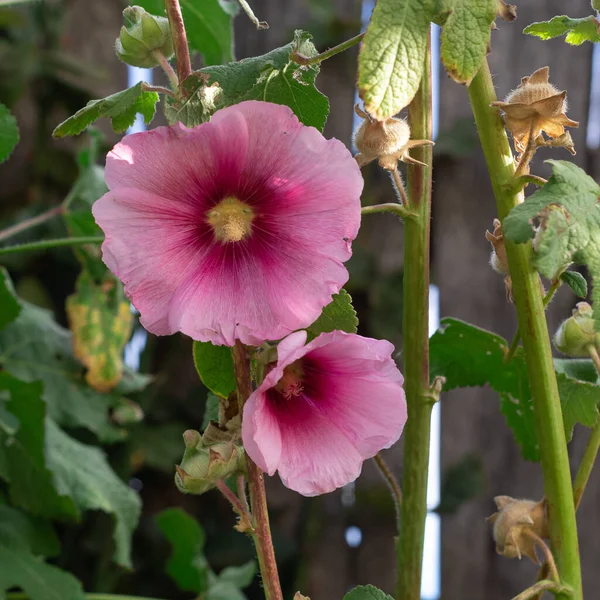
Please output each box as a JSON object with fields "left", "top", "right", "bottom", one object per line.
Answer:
{"left": 115, "top": 6, "right": 174, "bottom": 68}
{"left": 554, "top": 302, "right": 599, "bottom": 357}
{"left": 353, "top": 105, "right": 433, "bottom": 171}
{"left": 487, "top": 496, "right": 548, "bottom": 564}
{"left": 175, "top": 426, "right": 245, "bottom": 495}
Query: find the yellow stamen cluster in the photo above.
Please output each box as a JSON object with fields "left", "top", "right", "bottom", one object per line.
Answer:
{"left": 207, "top": 197, "right": 254, "bottom": 243}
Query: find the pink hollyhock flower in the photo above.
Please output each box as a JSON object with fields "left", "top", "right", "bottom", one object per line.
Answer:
{"left": 92, "top": 101, "right": 363, "bottom": 346}
{"left": 242, "top": 330, "right": 407, "bottom": 496}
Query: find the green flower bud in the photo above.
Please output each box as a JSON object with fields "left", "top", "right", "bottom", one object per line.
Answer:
{"left": 175, "top": 425, "right": 245, "bottom": 495}
{"left": 554, "top": 302, "right": 599, "bottom": 357}
{"left": 115, "top": 6, "right": 174, "bottom": 68}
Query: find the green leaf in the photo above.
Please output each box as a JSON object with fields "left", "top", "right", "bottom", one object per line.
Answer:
{"left": 0, "top": 373, "right": 78, "bottom": 520}
{"left": 524, "top": 15, "right": 600, "bottom": 46}
{"left": 206, "top": 581, "right": 246, "bottom": 600}
{"left": 0, "top": 300, "right": 126, "bottom": 442}
{"left": 343, "top": 585, "right": 394, "bottom": 600}
{"left": 0, "top": 102, "right": 18, "bottom": 163}
{"left": 556, "top": 372, "right": 600, "bottom": 439}
{"left": 429, "top": 317, "right": 539, "bottom": 461}
{"left": 560, "top": 270, "right": 588, "bottom": 299}
{"left": 554, "top": 359, "right": 599, "bottom": 384}
{"left": 358, "top": 0, "right": 435, "bottom": 119}
{"left": 174, "top": 31, "right": 329, "bottom": 131}
{"left": 305, "top": 289, "right": 358, "bottom": 341}
{"left": 217, "top": 560, "right": 256, "bottom": 588}
{"left": 202, "top": 392, "right": 220, "bottom": 430}
{"left": 0, "top": 540, "right": 85, "bottom": 600}
{"left": 135, "top": 0, "right": 236, "bottom": 65}
{"left": 0, "top": 504, "right": 60, "bottom": 558}
{"left": 0, "top": 267, "right": 21, "bottom": 330}
{"left": 46, "top": 419, "right": 141, "bottom": 569}
{"left": 66, "top": 272, "right": 133, "bottom": 393}
{"left": 53, "top": 82, "right": 159, "bottom": 138}
{"left": 156, "top": 507, "right": 208, "bottom": 594}
{"left": 440, "top": 0, "right": 497, "bottom": 84}
{"left": 193, "top": 342, "right": 236, "bottom": 399}
{"left": 430, "top": 318, "right": 600, "bottom": 460}
{"left": 503, "top": 160, "right": 600, "bottom": 327}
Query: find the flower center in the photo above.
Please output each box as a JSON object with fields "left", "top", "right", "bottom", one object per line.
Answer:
{"left": 276, "top": 360, "right": 304, "bottom": 400}
{"left": 206, "top": 197, "right": 254, "bottom": 243}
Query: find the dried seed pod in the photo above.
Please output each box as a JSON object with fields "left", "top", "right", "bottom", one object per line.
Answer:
{"left": 353, "top": 105, "right": 434, "bottom": 171}
{"left": 491, "top": 67, "right": 579, "bottom": 154}
{"left": 487, "top": 496, "right": 548, "bottom": 564}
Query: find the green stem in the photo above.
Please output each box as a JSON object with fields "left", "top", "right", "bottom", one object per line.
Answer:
{"left": 232, "top": 341, "right": 283, "bottom": 600}
{"left": 291, "top": 32, "right": 364, "bottom": 66}
{"left": 396, "top": 32, "right": 433, "bottom": 600}
{"left": 164, "top": 0, "right": 191, "bottom": 83}
{"left": 0, "top": 236, "right": 103, "bottom": 256}
{"left": 511, "top": 580, "right": 572, "bottom": 600}
{"left": 505, "top": 277, "right": 562, "bottom": 363}
{"left": 468, "top": 60, "right": 582, "bottom": 600}
{"left": 7, "top": 595, "right": 165, "bottom": 600}
{"left": 151, "top": 50, "right": 179, "bottom": 90}
{"left": 361, "top": 203, "right": 415, "bottom": 220}
{"left": 0, "top": 205, "right": 64, "bottom": 243}
{"left": 572, "top": 346, "right": 600, "bottom": 509}
{"left": 374, "top": 453, "right": 402, "bottom": 530}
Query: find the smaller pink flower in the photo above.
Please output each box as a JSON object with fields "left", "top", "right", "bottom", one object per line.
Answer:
{"left": 242, "top": 330, "right": 407, "bottom": 496}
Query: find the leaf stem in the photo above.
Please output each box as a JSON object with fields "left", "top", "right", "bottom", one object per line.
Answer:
{"left": 468, "top": 59, "right": 582, "bottom": 600}
{"left": 141, "top": 82, "right": 176, "bottom": 98}
{"left": 291, "top": 32, "right": 364, "bottom": 66}
{"left": 391, "top": 169, "right": 410, "bottom": 208}
{"left": 0, "top": 236, "right": 103, "bottom": 256}
{"left": 396, "top": 31, "right": 433, "bottom": 600}
{"left": 514, "top": 119, "right": 539, "bottom": 178}
{"left": 216, "top": 479, "right": 252, "bottom": 521}
{"left": 151, "top": 50, "right": 179, "bottom": 90}
{"left": 0, "top": 206, "right": 64, "bottom": 243}
{"left": 510, "top": 580, "right": 572, "bottom": 600}
{"left": 361, "top": 203, "right": 415, "bottom": 220}
{"left": 572, "top": 346, "right": 600, "bottom": 509}
{"left": 164, "top": 0, "right": 191, "bottom": 83}
{"left": 237, "top": 0, "right": 268, "bottom": 29}
{"left": 232, "top": 341, "right": 283, "bottom": 600}
{"left": 374, "top": 453, "right": 402, "bottom": 529}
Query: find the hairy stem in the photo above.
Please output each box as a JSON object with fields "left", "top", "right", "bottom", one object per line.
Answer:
{"left": 232, "top": 341, "right": 283, "bottom": 600}
{"left": 514, "top": 120, "right": 538, "bottom": 178}
{"left": 511, "top": 580, "right": 572, "bottom": 600}
{"left": 291, "top": 32, "right": 364, "bottom": 65}
{"left": 468, "top": 60, "right": 582, "bottom": 600}
{"left": 216, "top": 479, "right": 251, "bottom": 519}
{"left": 0, "top": 206, "right": 64, "bottom": 243}
{"left": 396, "top": 31, "right": 433, "bottom": 600}
{"left": 0, "top": 236, "right": 103, "bottom": 256}
{"left": 572, "top": 346, "right": 600, "bottom": 509}
{"left": 151, "top": 51, "right": 179, "bottom": 89}
{"left": 374, "top": 453, "right": 402, "bottom": 529}
{"left": 361, "top": 203, "right": 414, "bottom": 220}
{"left": 391, "top": 169, "right": 410, "bottom": 207}
{"left": 164, "top": 0, "right": 191, "bottom": 83}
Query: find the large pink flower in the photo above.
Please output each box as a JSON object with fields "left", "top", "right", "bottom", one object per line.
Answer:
{"left": 242, "top": 330, "right": 407, "bottom": 496}
{"left": 92, "top": 101, "right": 363, "bottom": 346}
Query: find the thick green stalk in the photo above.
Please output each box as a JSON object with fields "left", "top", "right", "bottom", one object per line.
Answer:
{"left": 396, "top": 33, "right": 433, "bottom": 600}
{"left": 468, "top": 60, "right": 581, "bottom": 600}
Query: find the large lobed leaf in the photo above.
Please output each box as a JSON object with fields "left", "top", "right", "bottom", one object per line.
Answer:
{"left": 169, "top": 31, "right": 329, "bottom": 131}
{"left": 524, "top": 15, "right": 600, "bottom": 46}
{"left": 439, "top": 0, "right": 497, "bottom": 84}
{"left": 305, "top": 289, "right": 359, "bottom": 341}
{"left": 53, "top": 82, "right": 159, "bottom": 137}
{"left": 358, "top": 0, "right": 435, "bottom": 119}
{"left": 430, "top": 318, "right": 600, "bottom": 461}
{"left": 503, "top": 160, "right": 600, "bottom": 327}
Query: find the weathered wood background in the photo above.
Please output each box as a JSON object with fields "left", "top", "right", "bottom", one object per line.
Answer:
{"left": 3, "top": 0, "right": 599, "bottom": 598}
